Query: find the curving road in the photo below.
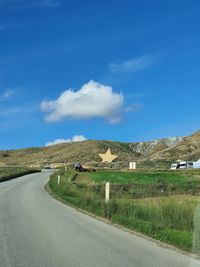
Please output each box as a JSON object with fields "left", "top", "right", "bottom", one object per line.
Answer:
{"left": 0, "top": 172, "right": 199, "bottom": 267}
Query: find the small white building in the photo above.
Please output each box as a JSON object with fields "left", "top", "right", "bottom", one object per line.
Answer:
{"left": 129, "top": 162, "right": 136, "bottom": 170}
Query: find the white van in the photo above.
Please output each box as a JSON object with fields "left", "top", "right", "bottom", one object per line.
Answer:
{"left": 170, "top": 161, "right": 193, "bottom": 170}
{"left": 193, "top": 160, "right": 200, "bottom": 169}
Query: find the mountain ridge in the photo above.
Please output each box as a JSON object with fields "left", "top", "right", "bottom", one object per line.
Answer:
{"left": 0, "top": 130, "right": 199, "bottom": 168}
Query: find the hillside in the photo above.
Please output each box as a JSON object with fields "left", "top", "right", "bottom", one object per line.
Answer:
{"left": 0, "top": 141, "right": 140, "bottom": 168}
{"left": 147, "top": 131, "right": 200, "bottom": 161}
{"left": 0, "top": 130, "right": 199, "bottom": 168}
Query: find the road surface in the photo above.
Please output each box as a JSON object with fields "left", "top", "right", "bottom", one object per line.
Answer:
{"left": 0, "top": 172, "right": 199, "bottom": 267}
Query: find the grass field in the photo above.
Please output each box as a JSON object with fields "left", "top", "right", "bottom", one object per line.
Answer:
{"left": 79, "top": 170, "right": 200, "bottom": 198}
{"left": 89, "top": 170, "right": 200, "bottom": 184}
{"left": 49, "top": 168, "right": 200, "bottom": 254}
{"left": 0, "top": 167, "right": 40, "bottom": 182}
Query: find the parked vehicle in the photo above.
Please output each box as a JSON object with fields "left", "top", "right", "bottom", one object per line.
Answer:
{"left": 74, "top": 163, "right": 96, "bottom": 172}
{"left": 42, "top": 163, "right": 52, "bottom": 170}
{"left": 170, "top": 160, "right": 200, "bottom": 170}
{"left": 193, "top": 159, "right": 200, "bottom": 169}
{"left": 74, "top": 163, "right": 83, "bottom": 172}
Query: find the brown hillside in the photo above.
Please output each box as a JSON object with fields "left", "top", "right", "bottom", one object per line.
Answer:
{"left": 147, "top": 131, "right": 200, "bottom": 161}
{"left": 0, "top": 140, "right": 141, "bottom": 168}
{"left": 0, "top": 130, "right": 199, "bottom": 168}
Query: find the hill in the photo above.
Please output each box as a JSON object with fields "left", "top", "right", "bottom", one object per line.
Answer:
{"left": 147, "top": 130, "right": 200, "bottom": 161}
{"left": 0, "top": 130, "right": 199, "bottom": 168}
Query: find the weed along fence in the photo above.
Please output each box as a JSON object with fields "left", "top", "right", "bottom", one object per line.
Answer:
{"left": 49, "top": 168, "right": 200, "bottom": 254}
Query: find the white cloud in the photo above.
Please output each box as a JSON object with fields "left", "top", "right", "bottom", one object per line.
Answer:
{"left": 109, "top": 55, "right": 154, "bottom": 74}
{"left": 0, "top": 105, "right": 38, "bottom": 117}
{"left": 124, "top": 103, "right": 143, "bottom": 113}
{"left": 0, "top": 88, "right": 17, "bottom": 100}
{"left": 0, "top": 107, "right": 22, "bottom": 116}
{"left": 41, "top": 80, "right": 124, "bottom": 124}
{"left": 45, "top": 135, "right": 87, "bottom": 147}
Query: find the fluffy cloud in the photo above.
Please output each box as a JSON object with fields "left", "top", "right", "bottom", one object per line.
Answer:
{"left": 41, "top": 80, "right": 124, "bottom": 123}
{"left": 109, "top": 55, "right": 154, "bottom": 74}
{"left": 45, "top": 135, "right": 87, "bottom": 147}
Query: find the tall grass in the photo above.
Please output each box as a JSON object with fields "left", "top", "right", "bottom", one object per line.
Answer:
{"left": 110, "top": 198, "right": 194, "bottom": 231}
{"left": 88, "top": 170, "right": 200, "bottom": 197}
{"left": 49, "top": 169, "right": 199, "bottom": 252}
{"left": 0, "top": 167, "right": 40, "bottom": 182}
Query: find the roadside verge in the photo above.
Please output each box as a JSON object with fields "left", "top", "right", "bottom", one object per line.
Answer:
{"left": 46, "top": 168, "right": 200, "bottom": 258}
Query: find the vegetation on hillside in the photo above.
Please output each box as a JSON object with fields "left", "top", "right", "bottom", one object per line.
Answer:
{"left": 0, "top": 130, "right": 199, "bottom": 168}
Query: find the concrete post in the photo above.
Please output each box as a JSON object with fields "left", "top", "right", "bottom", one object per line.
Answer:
{"left": 105, "top": 182, "right": 110, "bottom": 202}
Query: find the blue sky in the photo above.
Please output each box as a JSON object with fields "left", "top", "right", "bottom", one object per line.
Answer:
{"left": 0, "top": 0, "right": 200, "bottom": 149}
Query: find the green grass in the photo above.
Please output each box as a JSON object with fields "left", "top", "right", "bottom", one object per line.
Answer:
{"left": 48, "top": 168, "right": 200, "bottom": 254}
{"left": 79, "top": 170, "right": 200, "bottom": 199}
{"left": 89, "top": 170, "right": 200, "bottom": 184}
{"left": 112, "top": 215, "right": 192, "bottom": 250}
{"left": 0, "top": 167, "right": 40, "bottom": 182}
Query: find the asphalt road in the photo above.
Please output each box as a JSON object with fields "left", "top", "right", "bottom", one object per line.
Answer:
{"left": 0, "top": 172, "right": 199, "bottom": 267}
